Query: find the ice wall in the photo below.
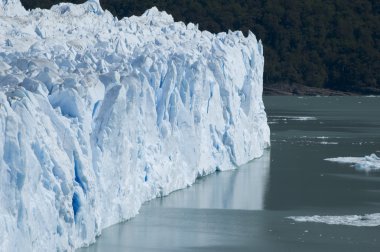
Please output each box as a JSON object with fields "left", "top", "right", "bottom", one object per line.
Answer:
{"left": 0, "top": 0, "right": 270, "bottom": 250}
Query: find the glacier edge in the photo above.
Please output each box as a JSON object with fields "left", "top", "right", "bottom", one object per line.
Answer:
{"left": 0, "top": 0, "right": 270, "bottom": 251}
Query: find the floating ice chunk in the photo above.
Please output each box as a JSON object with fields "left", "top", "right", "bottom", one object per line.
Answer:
{"left": 288, "top": 213, "right": 380, "bottom": 227}
{"left": 269, "top": 116, "right": 317, "bottom": 121}
{"left": 316, "top": 136, "right": 330, "bottom": 139}
{"left": 325, "top": 154, "right": 380, "bottom": 172}
{"left": 319, "top": 141, "right": 338, "bottom": 145}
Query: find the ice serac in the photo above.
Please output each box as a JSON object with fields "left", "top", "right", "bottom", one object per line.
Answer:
{"left": 0, "top": 0, "right": 270, "bottom": 251}
{"left": 0, "top": 0, "right": 27, "bottom": 16}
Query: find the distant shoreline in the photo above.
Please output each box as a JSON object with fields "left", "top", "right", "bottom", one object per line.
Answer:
{"left": 263, "top": 84, "right": 380, "bottom": 96}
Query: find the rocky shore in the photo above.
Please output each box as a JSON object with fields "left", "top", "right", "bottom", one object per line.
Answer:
{"left": 264, "top": 84, "right": 380, "bottom": 96}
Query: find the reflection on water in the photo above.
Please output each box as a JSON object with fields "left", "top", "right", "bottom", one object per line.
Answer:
{"left": 77, "top": 152, "right": 272, "bottom": 252}
{"left": 146, "top": 150, "right": 271, "bottom": 210}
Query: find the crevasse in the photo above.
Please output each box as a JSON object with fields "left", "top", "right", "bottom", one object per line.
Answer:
{"left": 0, "top": 0, "right": 270, "bottom": 251}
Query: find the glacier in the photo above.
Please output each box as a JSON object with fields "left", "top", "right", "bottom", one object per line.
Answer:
{"left": 0, "top": 0, "right": 270, "bottom": 251}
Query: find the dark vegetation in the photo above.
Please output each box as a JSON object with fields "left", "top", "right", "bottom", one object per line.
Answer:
{"left": 21, "top": 0, "right": 380, "bottom": 94}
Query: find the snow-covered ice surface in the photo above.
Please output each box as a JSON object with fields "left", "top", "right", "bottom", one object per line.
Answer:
{"left": 288, "top": 213, "right": 380, "bottom": 227}
{"left": 0, "top": 0, "right": 270, "bottom": 251}
{"left": 325, "top": 154, "right": 380, "bottom": 172}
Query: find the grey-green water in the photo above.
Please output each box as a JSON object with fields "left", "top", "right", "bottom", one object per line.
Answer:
{"left": 78, "top": 96, "right": 380, "bottom": 252}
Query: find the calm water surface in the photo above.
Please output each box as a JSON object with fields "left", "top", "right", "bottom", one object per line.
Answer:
{"left": 78, "top": 96, "right": 380, "bottom": 252}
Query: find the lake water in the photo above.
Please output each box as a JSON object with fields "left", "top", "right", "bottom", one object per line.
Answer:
{"left": 78, "top": 96, "right": 380, "bottom": 252}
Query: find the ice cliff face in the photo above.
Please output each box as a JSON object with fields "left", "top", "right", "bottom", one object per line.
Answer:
{"left": 0, "top": 0, "right": 270, "bottom": 250}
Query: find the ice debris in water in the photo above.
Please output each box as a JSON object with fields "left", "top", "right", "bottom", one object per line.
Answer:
{"left": 288, "top": 213, "right": 380, "bottom": 227}
{"left": 325, "top": 154, "right": 380, "bottom": 172}
{"left": 269, "top": 116, "right": 317, "bottom": 121}
{"left": 0, "top": 0, "right": 269, "bottom": 251}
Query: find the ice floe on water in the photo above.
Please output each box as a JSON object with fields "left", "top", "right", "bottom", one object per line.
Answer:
{"left": 288, "top": 213, "right": 380, "bottom": 227}
{"left": 325, "top": 154, "right": 380, "bottom": 172}
{"left": 269, "top": 116, "right": 317, "bottom": 121}
{"left": 273, "top": 136, "right": 339, "bottom": 146}
{"left": 301, "top": 140, "right": 338, "bottom": 145}
{"left": 315, "top": 136, "right": 332, "bottom": 139}
{"left": 267, "top": 121, "right": 278, "bottom": 125}
{"left": 319, "top": 141, "right": 338, "bottom": 145}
